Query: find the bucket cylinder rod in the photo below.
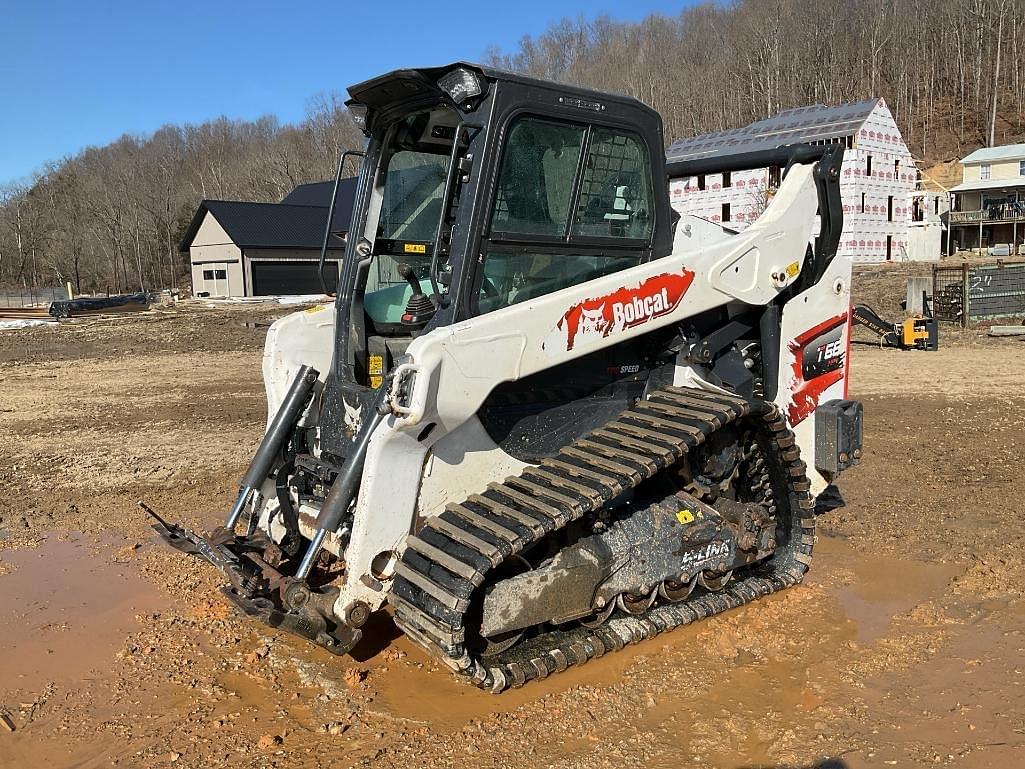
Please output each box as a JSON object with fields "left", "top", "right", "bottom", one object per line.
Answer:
{"left": 225, "top": 365, "right": 320, "bottom": 531}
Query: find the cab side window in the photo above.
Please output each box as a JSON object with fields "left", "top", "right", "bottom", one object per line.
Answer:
{"left": 490, "top": 119, "right": 584, "bottom": 237}
{"left": 478, "top": 116, "right": 654, "bottom": 315}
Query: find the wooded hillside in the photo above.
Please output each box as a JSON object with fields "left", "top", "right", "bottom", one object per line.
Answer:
{"left": 3, "top": 0, "right": 1023, "bottom": 292}
{"left": 489, "top": 0, "right": 1025, "bottom": 159}
{"left": 0, "top": 96, "right": 360, "bottom": 294}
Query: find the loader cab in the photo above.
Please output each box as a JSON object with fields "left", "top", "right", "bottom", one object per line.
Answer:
{"left": 321, "top": 63, "right": 674, "bottom": 457}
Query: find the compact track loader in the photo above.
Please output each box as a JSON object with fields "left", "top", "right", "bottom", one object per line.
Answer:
{"left": 155, "top": 63, "right": 863, "bottom": 692}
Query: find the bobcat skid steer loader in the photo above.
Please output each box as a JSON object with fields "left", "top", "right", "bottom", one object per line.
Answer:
{"left": 154, "top": 62, "right": 863, "bottom": 692}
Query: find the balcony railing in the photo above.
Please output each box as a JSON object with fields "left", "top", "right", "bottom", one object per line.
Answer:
{"left": 951, "top": 203, "right": 1025, "bottom": 224}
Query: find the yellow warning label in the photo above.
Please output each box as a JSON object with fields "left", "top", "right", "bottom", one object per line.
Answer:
{"left": 786, "top": 261, "right": 800, "bottom": 278}
{"left": 303, "top": 304, "right": 325, "bottom": 314}
{"left": 403, "top": 243, "right": 427, "bottom": 254}
{"left": 369, "top": 355, "right": 384, "bottom": 389}
{"left": 675, "top": 508, "right": 704, "bottom": 525}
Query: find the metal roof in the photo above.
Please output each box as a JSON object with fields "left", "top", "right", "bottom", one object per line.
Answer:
{"left": 178, "top": 201, "right": 350, "bottom": 253}
{"left": 280, "top": 178, "right": 357, "bottom": 215}
{"left": 949, "top": 177, "right": 1025, "bottom": 193}
{"left": 666, "top": 98, "right": 881, "bottom": 164}
{"left": 178, "top": 179, "right": 359, "bottom": 253}
{"left": 961, "top": 144, "right": 1025, "bottom": 164}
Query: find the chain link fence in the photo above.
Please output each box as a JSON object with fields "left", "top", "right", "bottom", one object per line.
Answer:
{"left": 0, "top": 286, "right": 70, "bottom": 308}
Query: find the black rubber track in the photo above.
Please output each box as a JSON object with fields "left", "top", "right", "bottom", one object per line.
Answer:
{"left": 388, "top": 387, "right": 815, "bottom": 692}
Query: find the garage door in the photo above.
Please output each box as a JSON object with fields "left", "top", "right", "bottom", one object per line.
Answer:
{"left": 250, "top": 261, "right": 339, "bottom": 296}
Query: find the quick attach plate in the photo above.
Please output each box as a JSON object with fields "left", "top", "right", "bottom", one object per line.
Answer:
{"left": 150, "top": 517, "right": 361, "bottom": 655}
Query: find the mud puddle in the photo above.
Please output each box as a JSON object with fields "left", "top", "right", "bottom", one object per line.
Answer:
{"left": 198, "top": 530, "right": 965, "bottom": 761}
{"left": 812, "top": 535, "right": 960, "bottom": 643}
{"left": 840, "top": 603, "right": 1025, "bottom": 768}
{"left": 0, "top": 534, "right": 164, "bottom": 696}
{"left": 379, "top": 534, "right": 963, "bottom": 728}
{"left": 606, "top": 535, "right": 963, "bottom": 769}
{"left": 226, "top": 607, "right": 665, "bottom": 734}
{"left": 231, "top": 532, "right": 965, "bottom": 743}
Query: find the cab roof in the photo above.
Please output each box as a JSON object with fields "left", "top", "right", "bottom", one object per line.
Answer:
{"left": 346, "top": 61, "right": 660, "bottom": 121}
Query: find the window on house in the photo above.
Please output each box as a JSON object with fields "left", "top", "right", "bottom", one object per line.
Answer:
{"left": 214, "top": 269, "right": 227, "bottom": 280}
{"left": 721, "top": 203, "right": 731, "bottom": 222}
{"left": 981, "top": 164, "right": 992, "bottom": 180}
{"left": 866, "top": 155, "right": 873, "bottom": 176}
{"left": 697, "top": 174, "right": 706, "bottom": 191}
{"left": 886, "top": 235, "right": 893, "bottom": 261}
{"left": 861, "top": 193, "right": 866, "bottom": 213}
{"left": 1019, "top": 160, "right": 1025, "bottom": 176}
{"left": 768, "top": 165, "right": 781, "bottom": 189}
{"left": 894, "top": 159, "right": 900, "bottom": 179}
{"left": 887, "top": 195, "right": 894, "bottom": 222}
{"left": 202, "top": 269, "right": 214, "bottom": 280}
{"left": 845, "top": 135, "right": 854, "bottom": 149}
{"left": 722, "top": 171, "right": 732, "bottom": 188}
{"left": 934, "top": 197, "right": 940, "bottom": 215}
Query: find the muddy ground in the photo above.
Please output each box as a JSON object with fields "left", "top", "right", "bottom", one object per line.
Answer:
{"left": 2, "top": 270, "right": 1024, "bottom": 769}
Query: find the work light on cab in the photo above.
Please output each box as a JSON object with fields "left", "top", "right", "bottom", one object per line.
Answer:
{"left": 437, "top": 67, "right": 484, "bottom": 108}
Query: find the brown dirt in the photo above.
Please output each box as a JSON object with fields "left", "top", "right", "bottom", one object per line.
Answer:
{"left": 2, "top": 292, "right": 1025, "bottom": 769}
{"left": 922, "top": 161, "right": 962, "bottom": 192}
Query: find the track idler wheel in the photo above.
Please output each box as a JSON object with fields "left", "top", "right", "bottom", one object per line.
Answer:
{"left": 478, "top": 628, "right": 524, "bottom": 658}
{"left": 578, "top": 600, "right": 616, "bottom": 629}
{"left": 698, "top": 570, "right": 733, "bottom": 591}
{"left": 659, "top": 575, "right": 697, "bottom": 602}
{"left": 475, "top": 555, "right": 531, "bottom": 657}
{"left": 617, "top": 588, "right": 657, "bottom": 615}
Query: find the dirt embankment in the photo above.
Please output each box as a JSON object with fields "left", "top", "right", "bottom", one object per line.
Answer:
{"left": 2, "top": 296, "right": 1025, "bottom": 769}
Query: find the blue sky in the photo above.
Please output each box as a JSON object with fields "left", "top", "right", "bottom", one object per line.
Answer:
{"left": 0, "top": 0, "right": 690, "bottom": 185}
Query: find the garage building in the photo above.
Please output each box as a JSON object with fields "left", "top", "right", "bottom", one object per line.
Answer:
{"left": 179, "top": 178, "right": 356, "bottom": 297}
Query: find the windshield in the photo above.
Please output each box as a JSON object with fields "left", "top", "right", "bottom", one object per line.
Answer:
{"left": 367, "top": 150, "right": 448, "bottom": 297}
{"left": 363, "top": 107, "right": 462, "bottom": 326}
{"left": 378, "top": 152, "right": 447, "bottom": 242}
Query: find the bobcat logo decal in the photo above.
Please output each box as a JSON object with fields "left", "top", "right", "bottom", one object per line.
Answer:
{"left": 343, "top": 398, "right": 363, "bottom": 436}
{"left": 545, "top": 269, "right": 696, "bottom": 353}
